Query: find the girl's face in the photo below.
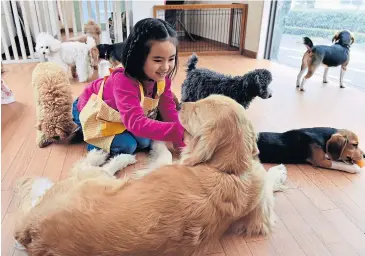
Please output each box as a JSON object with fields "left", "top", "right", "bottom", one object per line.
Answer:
{"left": 143, "top": 40, "right": 176, "bottom": 82}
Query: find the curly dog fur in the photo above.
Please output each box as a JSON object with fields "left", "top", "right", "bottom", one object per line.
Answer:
{"left": 33, "top": 62, "right": 78, "bottom": 148}
{"left": 181, "top": 53, "right": 273, "bottom": 109}
{"left": 14, "top": 95, "right": 287, "bottom": 256}
{"left": 68, "top": 20, "right": 102, "bottom": 45}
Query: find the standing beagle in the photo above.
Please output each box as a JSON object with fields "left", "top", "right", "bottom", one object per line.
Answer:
{"left": 257, "top": 127, "right": 364, "bottom": 173}
{"left": 296, "top": 30, "right": 355, "bottom": 91}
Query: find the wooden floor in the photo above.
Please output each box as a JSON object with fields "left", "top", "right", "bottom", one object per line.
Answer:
{"left": 2, "top": 55, "right": 365, "bottom": 256}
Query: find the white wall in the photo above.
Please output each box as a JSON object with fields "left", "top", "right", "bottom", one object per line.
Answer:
{"left": 132, "top": 0, "right": 165, "bottom": 25}
{"left": 243, "top": 0, "right": 264, "bottom": 53}
{"left": 256, "top": 0, "right": 271, "bottom": 59}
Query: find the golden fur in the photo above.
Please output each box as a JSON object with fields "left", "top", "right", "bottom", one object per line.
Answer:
{"left": 33, "top": 62, "right": 78, "bottom": 148}
{"left": 68, "top": 20, "right": 101, "bottom": 45}
{"left": 14, "top": 95, "right": 286, "bottom": 256}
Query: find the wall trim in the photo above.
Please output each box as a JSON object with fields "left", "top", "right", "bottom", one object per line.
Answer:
{"left": 243, "top": 49, "right": 257, "bottom": 59}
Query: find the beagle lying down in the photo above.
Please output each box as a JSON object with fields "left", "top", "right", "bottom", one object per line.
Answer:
{"left": 257, "top": 127, "right": 364, "bottom": 173}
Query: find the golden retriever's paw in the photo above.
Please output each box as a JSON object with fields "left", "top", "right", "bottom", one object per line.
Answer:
{"left": 85, "top": 149, "right": 109, "bottom": 166}
{"left": 103, "top": 154, "right": 137, "bottom": 176}
{"left": 148, "top": 141, "right": 173, "bottom": 168}
{"left": 268, "top": 164, "right": 288, "bottom": 192}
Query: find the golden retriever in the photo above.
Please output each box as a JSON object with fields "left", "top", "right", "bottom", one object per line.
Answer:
{"left": 14, "top": 95, "right": 287, "bottom": 256}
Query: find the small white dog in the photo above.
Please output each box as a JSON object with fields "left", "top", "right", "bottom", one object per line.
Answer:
{"left": 35, "top": 32, "right": 96, "bottom": 82}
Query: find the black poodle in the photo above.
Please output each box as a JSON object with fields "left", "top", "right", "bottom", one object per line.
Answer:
{"left": 180, "top": 53, "right": 273, "bottom": 109}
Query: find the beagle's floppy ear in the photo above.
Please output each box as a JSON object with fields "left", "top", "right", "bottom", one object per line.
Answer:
{"left": 350, "top": 33, "right": 355, "bottom": 45}
{"left": 332, "top": 31, "right": 340, "bottom": 43}
{"left": 326, "top": 133, "right": 347, "bottom": 160}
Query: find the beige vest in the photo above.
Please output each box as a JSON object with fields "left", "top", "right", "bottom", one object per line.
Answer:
{"left": 79, "top": 69, "right": 166, "bottom": 152}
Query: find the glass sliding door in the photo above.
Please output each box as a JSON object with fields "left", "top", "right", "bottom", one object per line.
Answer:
{"left": 266, "top": 0, "right": 365, "bottom": 90}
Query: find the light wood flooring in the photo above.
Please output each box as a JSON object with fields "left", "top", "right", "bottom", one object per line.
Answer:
{"left": 2, "top": 55, "right": 365, "bottom": 256}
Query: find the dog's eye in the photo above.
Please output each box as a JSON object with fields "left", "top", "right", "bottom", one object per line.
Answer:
{"left": 45, "top": 46, "right": 49, "bottom": 49}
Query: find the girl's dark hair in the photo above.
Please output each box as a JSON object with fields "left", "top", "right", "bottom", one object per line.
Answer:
{"left": 122, "top": 18, "right": 179, "bottom": 81}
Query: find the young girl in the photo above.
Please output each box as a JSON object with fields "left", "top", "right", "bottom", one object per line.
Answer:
{"left": 72, "top": 18, "right": 184, "bottom": 155}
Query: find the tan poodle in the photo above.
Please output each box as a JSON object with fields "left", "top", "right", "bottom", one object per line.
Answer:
{"left": 14, "top": 95, "right": 287, "bottom": 256}
{"left": 68, "top": 20, "right": 101, "bottom": 45}
{"left": 68, "top": 20, "right": 101, "bottom": 78}
{"left": 33, "top": 62, "right": 78, "bottom": 148}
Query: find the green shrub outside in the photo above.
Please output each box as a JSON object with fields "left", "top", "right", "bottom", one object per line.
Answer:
{"left": 283, "top": 9, "right": 365, "bottom": 43}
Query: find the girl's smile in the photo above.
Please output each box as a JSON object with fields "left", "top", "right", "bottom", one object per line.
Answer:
{"left": 143, "top": 40, "right": 176, "bottom": 82}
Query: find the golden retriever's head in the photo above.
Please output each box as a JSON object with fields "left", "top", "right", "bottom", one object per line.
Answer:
{"left": 179, "top": 95, "right": 259, "bottom": 175}
{"left": 326, "top": 129, "right": 364, "bottom": 164}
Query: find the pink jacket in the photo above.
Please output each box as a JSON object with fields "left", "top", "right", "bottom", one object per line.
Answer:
{"left": 77, "top": 68, "right": 185, "bottom": 148}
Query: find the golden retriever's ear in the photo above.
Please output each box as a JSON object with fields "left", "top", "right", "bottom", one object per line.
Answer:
{"left": 181, "top": 124, "right": 219, "bottom": 166}
{"left": 326, "top": 134, "right": 347, "bottom": 160}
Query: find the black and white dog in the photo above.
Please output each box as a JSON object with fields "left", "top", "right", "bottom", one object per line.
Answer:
{"left": 180, "top": 53, "right": 273, "bottom": 109}
{"left": 296, "top": 30, "right": 355, "bottom": 91}
{"left": 96, "top": 42, "right": 125, "bottom": 67}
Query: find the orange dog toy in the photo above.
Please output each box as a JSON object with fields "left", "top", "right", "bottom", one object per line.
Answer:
{"left": 356, "top": 159, "right": 365, "bottom": 168}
